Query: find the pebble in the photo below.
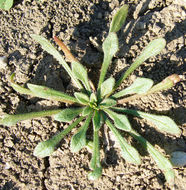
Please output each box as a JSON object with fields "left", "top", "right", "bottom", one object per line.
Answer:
{"left": 97, "top": 12, "right": 102, "bottom": 19}
{"left": 0, "top": 56, "right": 8, "bottom": 69}
{"left": 136, "top": 22, "right": 146, "bottom": 30}
{"left": 171, "top": 151, "right": 186, "bottom": 167}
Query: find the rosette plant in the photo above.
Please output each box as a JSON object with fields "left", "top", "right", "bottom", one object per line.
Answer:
{"left": 0, "top": 5, "right": 181, "bottom": 183}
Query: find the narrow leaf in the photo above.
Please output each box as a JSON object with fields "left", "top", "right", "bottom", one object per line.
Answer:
{"left": 100, "top": 77, "right": 115, "bottom": 98}
{"left": 27, "top": 83, "right": 78, "bottom": 104}
{"left": 82, "top": 106, "right": 93, "bottom": 116}
{"left": 104, "top": 109, "right": 131, "bottom": 131}
{"left": 89, "top": 130, "right": 102, "bottom": 180}
{"left": 88, "top": 167, "right": 102, "bottom": 181}
{"left": 99, "top": 98, "right": 117, "bottom": 109}
{"left": 31, "top": 34, "right": 82, "bottom": 89}
{"left": 113, "top": 108, "right": 181, "bottom": 135}
{"left": 70, "top": 112, "right": 93, "bottom": 152}
{"left": 115, "top": 38, "right": 166, "bottom": 89}
{"left": 98, "top": 33, "right": 118, "bottom": 88}
{"left": 53, "top": 107, "right": 84, "bottom": 123}
{"left": 72, "top": 61, "right": 91, "bottom": 91}
{"left": 9, "top": 73, "right": 34, "bottom": 96}
{"left": 113, "top": 77, "right": 153, "bottom": 98}
{"left": 0, "top": 110, "right": 62, "bottom": 126}
{"left": 74, "top": 92, "right": 89, "bottom": 105}
{"left": 92, "top": 110, "right": 101, "bottom": 131}
{"left": 105, "top": 118, "right": 141, "bottom": 165}
{"left": 33, "top": 116, "right": 84, "bottom": 158}
{"left": 110, "top": 5, "right": 128, "bottom": 33}
{"left": 147, "top": 74, "right": 181, "bottom": 94}
{"left": 130, "top": 129, "right": 175, "bottom": 185}
{"left": 90, "top": 93, "right": 97, "bottom": 103}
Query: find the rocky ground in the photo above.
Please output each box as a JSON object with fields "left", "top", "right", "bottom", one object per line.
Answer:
{"left": 0, "top": 0, "right": 185, "bottom": 189}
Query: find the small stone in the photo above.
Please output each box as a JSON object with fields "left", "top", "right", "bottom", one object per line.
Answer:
{"left": 4, "top": 139, "right": 14, "bottom": 147}
{"left": 171, "top": 151, "right": 186, "bottom": 167}
{"left": 136, "top": 22, "right": 146, "bottom": 30}
{"left": 97, "top": 12, "right": 102, "bottom": 19}
{"left": 0, "top": 56, "right": 8, "bottom": 69}
{"left": 4, "top": 162, "right": 11, "bottom": 170}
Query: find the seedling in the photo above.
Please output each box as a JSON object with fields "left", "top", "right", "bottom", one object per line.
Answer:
{"left": 0, "top": 5, "right": 181, "bottom": 184}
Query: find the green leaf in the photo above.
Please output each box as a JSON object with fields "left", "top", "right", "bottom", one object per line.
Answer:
{"left": 72, "top": 61, "right": 91, "bottom": 91}
{"left": 110, "top": 5, "right": 128, "bottom": 33}
{"left": 90, "top": 93, "right": 97, "bottom": 103}
{"left": 113, "top": 77, "right": 153, "bottom": 98}
{"left": 53, "top": 107, "right": 84, "bottom": 123}
{"left": 31, "top": 34, "right": 83, "bottom": 89}
{"left": 92, "top": 110, "right": 101, "bottom": 131}
{"left": 99, "top": 98, "right": 117, "bottom": 109}
{"left": 130, "top": 129, "right": 175, "bottom": 185}
{"left": 113, "top": 108, "right": 181, "bottom": 135}
{"left": 98, "top": 33, "right": 119, "bottom": 88}
{"left": 33, "top": 116, "right": 84, "bottom": 158}
{"left": 104, "top": 109, "right": 131, "bottom": 131}
{"left": 100, "top": 77, "right": 115, "bottom": 98}
{"left": 70, "top": 112, "right": 93, "bottom": 152}
{"left": 88, "top": 167, "right": 102, "bottom": 181}
{"left": 74, "top": 92, "right": 90, "bottom": 105}
{"left": 89, "top": 129, "right": 102, "bottom": 180}
{"left": 82, "top": 106, "right": 93, "bottom": 116}
{"left": 0, "top": 110, "right": 62, "bottom": 126}
{"left": 9, "top": 73, "right": 35, "bottom": 96}
{"left": 0, "top": 0, "right": 13, "bottom": 10}
{"left": 147, "top": 74, "right": 181, "bottom": 94}
{"left": 27, "top": 83, "right": 78, "bottom": 104}
{"left": 115, "top": 38, "right": 166, "bottom": 89}
{"left": 106, "top": 118, "right": 141, "bottom": 165}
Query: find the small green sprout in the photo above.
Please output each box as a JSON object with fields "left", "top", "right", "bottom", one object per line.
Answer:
{"left": 0, "top": 0, "right": 13, "bottom": 10}
{"left": 0, "top": 5, "right": 182, "bottom": 184}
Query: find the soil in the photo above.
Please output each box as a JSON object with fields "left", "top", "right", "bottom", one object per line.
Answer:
{"left": 0, "top": 0, "right": 185, "bottom": 189}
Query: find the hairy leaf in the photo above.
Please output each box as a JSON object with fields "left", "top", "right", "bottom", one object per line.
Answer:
{"left": 90, "top": 93, "right": 97, "bottom": 103}
{"left": 98, "top": 33, "right": 118, "bottom": 88}
{"left": 31, "top": 34, "right": 82, "bottom": 89}
{"left": 70, "top": 113, "right": 93, "bottom": 152}
{"left": 9, "top": 73, "right": 34, "bottom": 96}
{"left": 34, "top": 116, "right": 84, "bottom": 158}
{"left": 130, "top": 129, "right": 175, "bottom": 185}
{"left": 99, "top": 98, "right": 117, "bottom": 109}
{"left": 106, "top": 118, "right": 141, "bottom": 165}
{"left": 115, "top": 38, "right": 166, "bottom": 88}
{"left": 88, "top": 167, "right": 102, "bottom": 181}
{"left": 72, "top": 61, "right": 91, "bottom": 91}
{"left": 113, "top": 77, "right": 153, "bottom": 98}
{"left": 74, "top": 92, "right": 90, "bottom": 105}
{"left": 27, "top": 83, "right": 78, "bottom": 104}
{"left": 53, "top": 107, "right": 84, "bottom": 122}
{"left": 0, "top": 110, "right": 62, "bottom": 126}
{"left": 100, "top": 77, "right": 115, "bottom": 98}
{"left": 110, "top": 5, "right": 128, "bottom": 33}
{"left": 92, "top": 110, "right": 101, "bottom": 131}
{"left": 82, "top": 106, "right": 93, "bottom": 116}
{"left": 104, "top": 109, "right": 131, "bottom": 131}
{"left": 113, "top": 108, "right": 181, "bottom": 135}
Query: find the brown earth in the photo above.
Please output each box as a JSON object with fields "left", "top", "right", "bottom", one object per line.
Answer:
{"left": 0, "top": 0, "right": 185, "bottom": 189}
